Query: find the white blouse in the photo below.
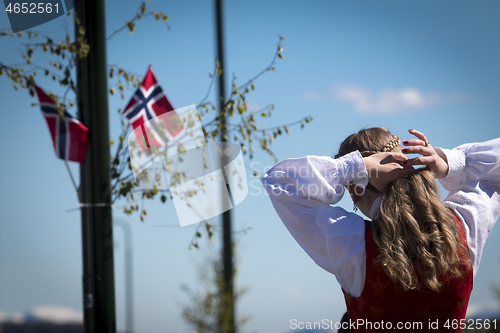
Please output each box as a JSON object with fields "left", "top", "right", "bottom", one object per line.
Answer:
{"left": 262, "top": 138, "right": 500, "bottom": 297}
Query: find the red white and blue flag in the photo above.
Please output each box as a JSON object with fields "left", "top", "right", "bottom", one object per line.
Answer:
{"left": 35, "top": 85, "right": 89, "bottom": 164}
{"left": 122, "top": 67, "right": 184, "bottom": 154}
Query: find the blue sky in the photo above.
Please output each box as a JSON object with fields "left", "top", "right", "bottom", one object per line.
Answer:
{"left": 1, "top": 1, "right": 500, "bottom": 332}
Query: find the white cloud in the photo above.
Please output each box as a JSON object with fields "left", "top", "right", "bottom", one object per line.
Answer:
{"left": 332, "top": 85, "right": 465, "bottom": 114}
{"left": 0, "top": 305, "right": 82, "bottom": 324}
{"left": 26, "top": 305, "right": 83, "bottom": 324}
{"left": 301, "top": 85, "right": 467, "bottom": 114}
{"left": 466, "top": 301, "right": 500, "bottom": 319}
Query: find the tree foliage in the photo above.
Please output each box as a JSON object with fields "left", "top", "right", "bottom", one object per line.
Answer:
{"left": 0, "top": 1, "right": 313, "bottom": 248}
{"left": 181, "top": 242, "right": 249, "bottom": 333}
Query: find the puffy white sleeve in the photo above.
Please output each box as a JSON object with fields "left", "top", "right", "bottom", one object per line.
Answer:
{"left": 436, "top": 138, "right": 500, "bottom": 278}
{"left": 262, "top": 151, "right": 369, "bottom": 297}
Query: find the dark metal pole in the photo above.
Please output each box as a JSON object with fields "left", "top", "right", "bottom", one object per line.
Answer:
{"left": 75, "top": 0, "right": 117, "bottom": 332}
{"left": 215, "top": 0, "right": 235, "bottom": 332}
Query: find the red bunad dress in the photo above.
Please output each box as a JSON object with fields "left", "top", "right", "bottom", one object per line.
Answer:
{"left": 343, "top": 215, "right": 473, "bottom": 332}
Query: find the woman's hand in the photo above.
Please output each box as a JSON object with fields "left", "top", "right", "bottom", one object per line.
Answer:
{"left": 363, "top": 152, "right": 413, "bottom": 192}
{"left": 401, "top": 129, "right": 449, "bottom": 179}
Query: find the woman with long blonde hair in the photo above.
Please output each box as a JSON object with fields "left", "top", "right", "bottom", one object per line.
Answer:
{"left": 263, "top": 128, "right": 500, "bottom": 332}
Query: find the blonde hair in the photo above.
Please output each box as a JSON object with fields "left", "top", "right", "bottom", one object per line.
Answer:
{"left": 336, "top": 127, "right": 467, "bottom": 291}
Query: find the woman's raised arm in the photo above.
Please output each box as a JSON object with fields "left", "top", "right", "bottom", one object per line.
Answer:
{"left": 261, "top": 151, "right": 369, "bottom": 296}
{"left": 431, "top": 137, "right": 499, "bottom": 277}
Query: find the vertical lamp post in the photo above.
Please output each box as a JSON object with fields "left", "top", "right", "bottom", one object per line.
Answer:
{"left": 214, "top": 0, "right": 235, "bottom": 332}
{"left": 114, "top": 218, "right": 134, "bottom": 333}
{"left": 74, "top": 0, "right": 117, "bottom": 332}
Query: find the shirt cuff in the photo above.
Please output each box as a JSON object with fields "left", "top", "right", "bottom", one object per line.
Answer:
{"left": 435, "top": 147, "right": 466, "bottom": 181}
{"left": 337, "top": 151, "right": 369, "bottom": 188}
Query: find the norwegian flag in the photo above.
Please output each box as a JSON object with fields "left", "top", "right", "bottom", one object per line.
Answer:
{"left": 35, "top": 85, "right": 89, "bottom": 163}
{"left": 122, "top": 67, "right": 185, "bottom": 154}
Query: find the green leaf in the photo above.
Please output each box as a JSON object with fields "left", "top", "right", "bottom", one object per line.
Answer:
{"left": 126, "top": 21, "right": 136, "bottom": 33}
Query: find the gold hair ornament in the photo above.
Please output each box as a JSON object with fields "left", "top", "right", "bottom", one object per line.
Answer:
{"left": 359, "top": 135, "right": 401, "bottom": 157}
{"left": 382, "top": 135, "right": 401, "bottom": 152}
